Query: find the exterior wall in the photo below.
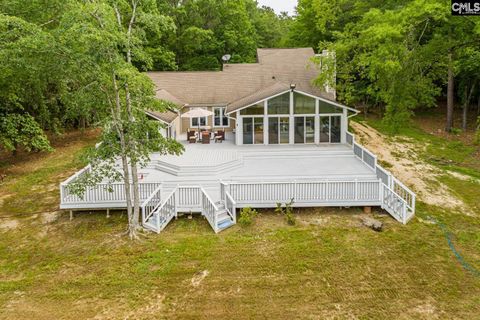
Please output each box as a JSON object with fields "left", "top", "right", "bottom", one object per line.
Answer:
{"left": 180, "top": 106, "right": 236, "bottom": 133}
{"left": 235, "top": 90, "right": 348, "bottom": 146}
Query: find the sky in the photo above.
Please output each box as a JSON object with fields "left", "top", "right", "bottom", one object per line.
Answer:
{"left": 257, "top": 0, "right": 298, "bottom": 15}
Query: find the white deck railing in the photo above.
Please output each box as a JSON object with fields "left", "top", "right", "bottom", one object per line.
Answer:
{"left": 225, "top": 191, "right": 237, "bottom": 224}
{"left": 222, "top": 179, "right": 382, "bottom": 207}
{"left": 177, "top": 186, "right": 202, "bottom": 210}
{"left": 346, "top": 130, "right": 415, "bottom": 220}
{"left": 141, "top": 185, "right": 162, "bottom": 224}
{"left": 60, "top": 181, "right": 162, "bottom": 206}
{"left": 60, "top": 164, "right": 161, "bottom": 208}
{"left": 144, "top": 189, "right": 177, "bottom": 233}
{"left": 201, "top": 188, "right": 219, "bottom": 232}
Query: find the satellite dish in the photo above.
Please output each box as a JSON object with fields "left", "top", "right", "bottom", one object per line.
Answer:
{"left": 222, "top": 54, "right": 232, "bottom": 63}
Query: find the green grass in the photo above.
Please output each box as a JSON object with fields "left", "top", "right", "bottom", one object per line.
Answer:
{"left": 0, "top": 128, "right": 479, "bottom": 319}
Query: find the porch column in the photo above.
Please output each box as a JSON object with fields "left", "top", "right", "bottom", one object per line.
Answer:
{"left": 236, "top": 111, "right": 243, "bottom": 145}
{"left": 341, "top": 108, "right": 348, "bottom": 144}
{"left": 263, "top": 100, "right": 268, "bottom": 145}
{"left": 314, "top": 99, "right": 320, "bottom": 144}
{"left": 289, "top": 91, "right": 294, "bottom": 144}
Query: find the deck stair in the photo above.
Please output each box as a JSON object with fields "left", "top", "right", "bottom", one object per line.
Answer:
{"left": 150, "top": 158, "right": 243, "bottom": 176}
{"left": 215, "top": 201, "right": 235, "bottom": 231}
{"left": 141, "top": 186, "right": 236, "bottom": 234}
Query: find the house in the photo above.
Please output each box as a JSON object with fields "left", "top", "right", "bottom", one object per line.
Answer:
{"left": 60, "top": 48, "right": 415, "bottom": 233}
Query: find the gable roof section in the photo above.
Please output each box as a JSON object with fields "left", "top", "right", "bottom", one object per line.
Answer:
{"left": 155, "top": 89, "right": 185, "bottom": 107}
{"left": 226, "top": 82, "right": 290, "bottom": 114}
{"left": 146, "top": 109, "right": 178, "bottom": 124}
{"left": 147, "top": 48, "right": 335, "bottom": 108}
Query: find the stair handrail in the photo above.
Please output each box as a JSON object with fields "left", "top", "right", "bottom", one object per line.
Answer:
{"left": 382, "top": 183, "right": 409, "bottom": 224}
{"left": 200, "top": 187, "right": 219, "bottom": 232}
{"left": 225, "top": 191, "right": 236, "bottom": 224}
{"left": 147, "top": 188, "right": 177, "bottom": 233}
{"left": 140, "top": 185, "right": 163, "bottom": 224}
{"left": 346, "top": 130, "right": 416, "bottom": 215}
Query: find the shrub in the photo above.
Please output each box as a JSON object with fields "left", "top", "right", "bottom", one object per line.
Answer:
{"left": 238, "top": 207, "right": 258, "bottom": 227}
{"left": 276, "top": 199, "right": 296, "bottom": 226}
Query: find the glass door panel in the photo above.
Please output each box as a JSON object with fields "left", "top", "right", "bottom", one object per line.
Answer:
{"left": 331, "top": 116, "right": 341, "bottom": 143}
{"left": 254, "top": 118, "right": 264, "bottom": 144}
{"left": 294, "top": 117, "right": 305, "bottom": 144}
{"left": 305, "top": 117, "right": 315, "bottom": 143}
{"left": 320, "top": 116, "right": 330, "bottom": 143}
{"left": 269, "top": 117, "right": 279, "bottom": 144}
{"left": 243, "top": 117, "right": 253, "bottom": 144}
{"left": 279, "top": 117, "right": 289, "bottom": 144}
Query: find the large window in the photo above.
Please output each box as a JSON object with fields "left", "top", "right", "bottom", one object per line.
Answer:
{"left": 268, "top": 93, "right": 290, "bottom": 114}
{"left": 243, "top": 117, "right": 264, "bottom": 144}
{"left": 214, "top": 107, "right": 229, "bottom": 127}
{"left": 294, "top": 116, "right": 315, "bottom": 144}
{"left": 319, "top": 100, "right": 342, "bottom": 113}
{"left": 320, "top": 115, "right": 341, "bottom": 143}
{"left": 240, "top": 103, "right": 264, "bottom": 115}
{"left": 294, "top": 93, "right": 315, "bottom": 114}
{"left": 191, "top": 116, "right": 207, "bottom": 127}
{"left": 268, "top": 117, "right": 289, "bottom": 144}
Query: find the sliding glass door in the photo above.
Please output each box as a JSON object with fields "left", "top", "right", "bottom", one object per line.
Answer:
{"left": 294, "top": 116, "right": 315, "bottom": 144}
{"left": 268, "top": 117, "right": 289, "bottom": 144}
{"left": 243, "top": 117, "right": 263, "bottom": 144}
{"left": 320, "top": 115, "right": 341, "bottom": 143}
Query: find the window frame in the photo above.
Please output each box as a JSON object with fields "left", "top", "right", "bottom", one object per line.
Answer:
{"left": 213, "top": 107, "right": 230, "bottom": 127}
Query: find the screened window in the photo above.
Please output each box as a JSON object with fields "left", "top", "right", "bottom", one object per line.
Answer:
{"left": 268, "top": 93, "right": 290, "bottom": 114}
{"left": 319, "top": 100, "right": 343, "bottom": 113}
{"left": 294, "top": 93, "right": 315, "bottom": 114}
{"left": 214, "top": 107, "right": 229, "bottom": 127}
{"left": 240, "top": 103, "right": 264, "bottom": 115}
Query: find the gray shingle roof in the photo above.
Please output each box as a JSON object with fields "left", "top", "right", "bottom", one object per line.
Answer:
{"left": 145, "top": 110, "right": 178, "bottom": 124}
{"left": 147, "top": 48, "right": 333, "bottom": 115}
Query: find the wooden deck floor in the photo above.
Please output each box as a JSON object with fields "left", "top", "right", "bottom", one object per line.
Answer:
{"left": 140, "top": 138, "right": 378, "bottom": 202}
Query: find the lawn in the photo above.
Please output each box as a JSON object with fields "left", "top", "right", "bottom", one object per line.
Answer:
{"left": 0, "top": 127, "right": 479, "bottom": 319}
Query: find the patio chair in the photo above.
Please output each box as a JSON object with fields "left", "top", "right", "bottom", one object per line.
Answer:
{"left": 214, "top": 130, "right": 225, "bottom": 143}
{"left": 201, "top": 131, "right": 210, "bottom": 144}
{"left": 187, "top": 130, "right": 197, "bottom": 143}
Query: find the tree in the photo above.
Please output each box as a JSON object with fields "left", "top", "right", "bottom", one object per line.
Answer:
{"left": 0, "top": 14, "right": 62, "bottom": 153}
{"left": 64, "top": 0, "right": 183, "bottom": 239}
{"left": 300, "top": 0, "right": 480, "bottom": 133}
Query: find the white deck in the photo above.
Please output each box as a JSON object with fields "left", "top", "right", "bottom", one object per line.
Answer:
{"left": 139, "top": 134, "right": 377, "bottom": 202}
{"left": 60, "top": 131, "right": 416, "bottom": 231}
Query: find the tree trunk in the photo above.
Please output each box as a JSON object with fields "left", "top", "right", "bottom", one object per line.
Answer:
{"left": 124, "top": 0, "right": 141, "bottom": 232}
{"left": 446, "top": 53, "right": 454, "bottom": 132}
{"left": 112, "top": 71, "right": 136, "bottom": 239}
{"left": 462, "top": 86, "right": 468, "bottom": 131}
{"left": 80, "top": 116, "right": 86, "bottom": 131}
{"left": 462, "top": 82, "right": 476, "bottom": 132}
{"left": 477, "top": 94, "right": 480, "bottom": 119}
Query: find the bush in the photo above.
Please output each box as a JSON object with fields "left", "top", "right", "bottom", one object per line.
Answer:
{"left": 276, "top": 199, "right": 296, "bottom": 226}
{"left": 238, "top": 207, "right": 258, "bottom": 227}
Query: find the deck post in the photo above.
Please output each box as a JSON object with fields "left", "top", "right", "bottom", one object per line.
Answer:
{"left": 106, "top": 208, "right": 110, "bottom": 218}
{"left": 354, "top": 179, "right": 358, "bottom": 201}
{"left": 69, "top": 210, "right": 73, "bottom": 221}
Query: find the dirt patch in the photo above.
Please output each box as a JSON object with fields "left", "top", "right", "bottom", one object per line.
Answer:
{"left": 191, "top": 270, "right": 209, "bottom": 287}
{"left": 0, "top": 218, "right": 19, "bottom": 231}
{"left": 41, "top": 211, "right": 61, "bottom": 224}
{"left": 351, "top": 122, "right": 469, "bottom": 213}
